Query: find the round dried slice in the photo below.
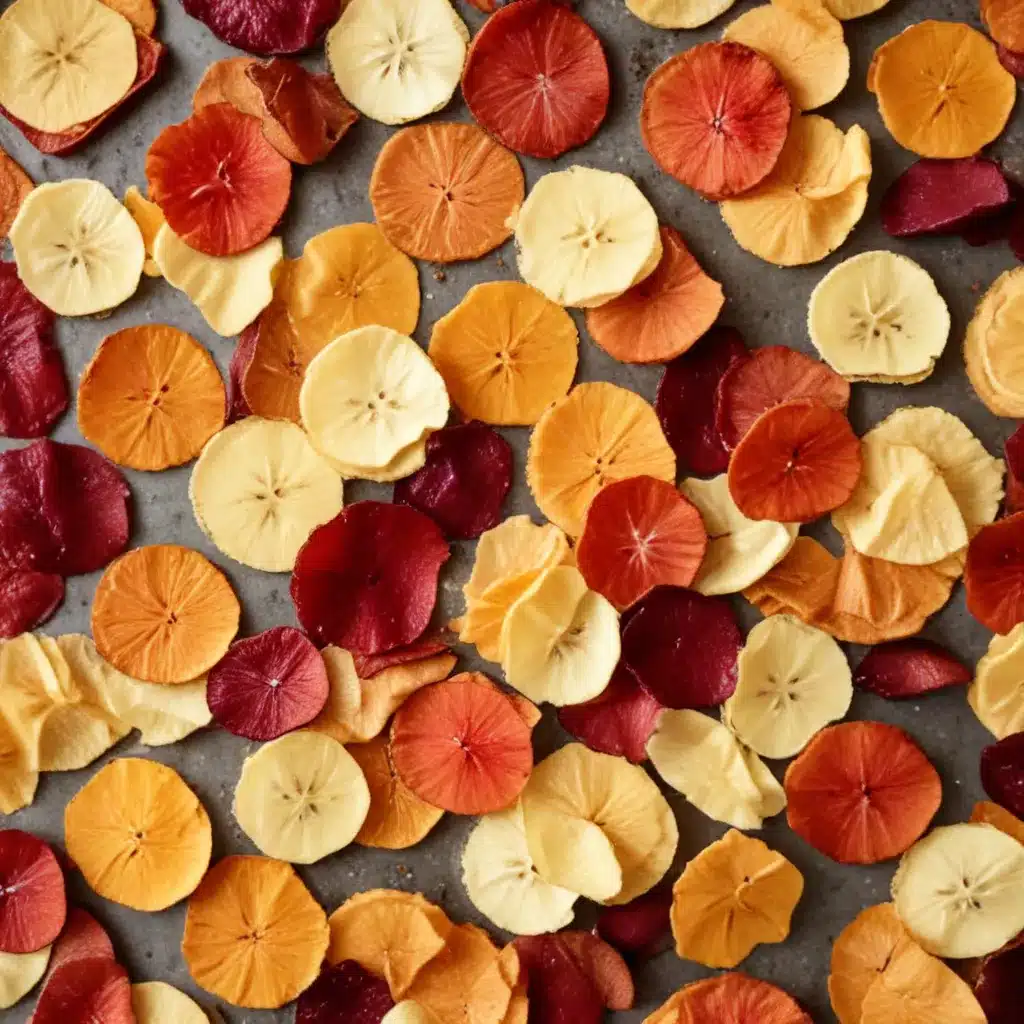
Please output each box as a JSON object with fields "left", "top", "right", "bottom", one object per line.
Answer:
{"left": 30, "top": 956, "right": 133, "bottom": 1024}
{"left": 328, "top": 439, "right": 429, "bottom": 485}
{"left": 856, "top": 639, "right": 971, "bottom": 701}
{"left": 514, "top": 166, "right": 662, "bottom": 308}
{"left": 131, "top": 982, "right": 208, "bottom": 1024}
{"left": 641, "top": 42, "right": 792, "bottom": 199}
{"left": 965, "top": 268, "right": 1024, "bottom": 417}
{"left": 64, "top": 758, "right": 212, "bottom": 912}
{"left": 0, "top": 944, "right": 50, "bottom": 1010}
{"left": 653, "top": 974, "right": 811, "bottom": 1024}
{"left": 10, "top": 180, "right": 144, "bottom": 317}
{"left": 182, "top": 0, "right": 339, "bottom": 54}
{"left": 982, "top": 733, "right": 1024, "bottom": 819}
{"left": 891, "top": 823, "right": 1024, "bottom": 959}
{"left": 78, "top": 325, "right": 226, "bottom": 472}
{"left": 0, "top": 148, "right": 31, "bottom": 241}
{"left": 92, "top": 545, "right": 241, "bottom": 685}
{"left": 190, "top": 418, "right": 343, "bottom": 572}
{"left": 970, "top": 626, "right": 1024, "bottom": 739}
{"left": 627, "top": 0, "right": 737, "bottom": 27}
{"left": 461, "top": 0, "right": 610, "bottom": 159}
{"left": 183, "top": 855, "right": 329, "bottom": 1009}
{"left": 966, "top": 513, "right": 1024, "bottom": 635}
{"left": 297, "top": 961, "right": 395, "bottom": 1024}
{"left": 517, "top": 932, "right": 634, "bottom": 1012}
{"left": 728, "top": 399, "right": 861, "bottom": 523}
{"left": 0, "top": 831, "right": 64, "bottom": 954}
{"left": 327, "top": 0, "right": 468, "bottom": 124}
{"left": 724, "top": 614, "right": 852, "bottom": 759}
{"left": 511, "top": 934, "right": 603, "bottom": 1024}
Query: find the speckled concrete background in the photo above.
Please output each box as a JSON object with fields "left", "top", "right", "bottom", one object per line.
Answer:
{"left": 0, "top": 0, "right": 1018, "bottom": 1020}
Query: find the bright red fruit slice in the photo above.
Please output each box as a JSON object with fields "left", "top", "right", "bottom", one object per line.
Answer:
{"left": 29, "top": 957, "right": 132, "bottom": 1024}
{"left": 461, "top": 0, "right": 610, "bottom": 159}
{"left": 1005, "top": 425, "right": 1024, "bottom": 514}
{"left": 350, "top": 636, "right": 449, "bottom": 680}
{"left": 206, "top": 626, "right": 329, "bottom": 741}
{"left": 296, "top": 961, "right": 394, "bottom": 1024}
{"left": 146, "top": 103, "right": 292, "bottom": 257}
{"left": 291, "top": 502, "right": 450, "bottom": 655}
{"left": 0, "top": 831, "right": 65, "bottom": 954}
{"left": 228, "top": 326, "right": 257, "bottom": 423}
{"left": 181, "top": 0, "right": 341, "bottom": 54}
{"left": 853, "top": 640, "right": 971, "bottom": 699}
{"left": 620, "top": 587, "right": 741, "bottom": 709}
{"left": 966, "top": 512, "right": 1024, "bottom": 634}
{"left": 975, "top": 937, "right": 1024, "bottom": 1024}
{"left": 981, "top": 732, "right": 1024, "bottom": 819}
{"left": 672, "top": 973, "right": 811, "bottom": 1023}
{"left": 0, "top": 567, "right": 63, "bottom": 639}
{"left": 513, "top": 934, "right": 604, "bottom": 1024}
{"left": 595, "top": 886, "right": 673, "bottom": 960}
{"left": 48, "top": 908, "right": 115, "bottom": 971}
{"left": 641, "top": 42, "right": 793, "bottom": 201}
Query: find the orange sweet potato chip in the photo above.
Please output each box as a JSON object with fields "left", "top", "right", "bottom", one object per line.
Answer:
{"left": 971, "top": 800, "right": 1024, "bottom": 843}
{"left": 0, "top": 147, "right": 32, "bottom": 240}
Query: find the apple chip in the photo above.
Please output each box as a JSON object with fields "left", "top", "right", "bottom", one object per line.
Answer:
{"left": 969, "top": 624, "right": 1024, "bottom": 739}
{"left": 130, "top": 982, "right": 208, "bottom": 1024}
{"left": 965, "top": 267, "right": 1024, "bottom": 417}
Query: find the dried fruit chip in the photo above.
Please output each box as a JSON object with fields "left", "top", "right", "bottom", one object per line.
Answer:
{"left": 627, "top": 0, "right": 737, "bottom": 27}
{"left": 0, "top": 569, "right": 63, "bottom": 640}
{"left": 0, "top": 944, "right": 50, "bottom": 1010}
{"left": 193, "top": 56, "right": 279, "bottom": 133}
{"left": 512, "top": 933, "right": 603, "bottom": 1024}
{"left": 985, "top": 0, "right": 1024, "bottom": 50}
{"left": 970, "top": 625, "right": 1024, "bottom": 738}
{"left": 974, "top": 933, "right": 1024, "bottom": 1024}
{"left": 101, "top": 0, "right": 156, "bottom": 33}
{"left": 182, "top": 0, "right": 340, "bottom": 54}
{"left": 123, "top": 187, "right": 164, "bottom": 278}
{"left": 329, "top": 441, "right": 430, "bottom": 485}
{"left": 1006, "top": 424, "right": 1024, "bottom": 513}
{"left": 461, "top": 0, "right": 609, "bottom": 159}
{"left": 29, "top": 956, "right": 133, "bottom": 1024}
{"left": 982, "top": 732, "right": 1024, "bottom": 818}
{"left": 183, "top": 855, "right": 329, "bottom": 1009}
{"left": 641, "top": 43, "right": 792, "bottom": 199}
{"left": 521, "top": 932, "right": 633, "bottom": 1011}
{"left": 971, "top": 800, "right": 1024, "bottom": 843}
{"left": 0, "top": 831, "right": 64, "bottom": 954}
{"left": 856, "top": 639, "right": 971, "bottom": 700}
{"left": 653, "top": 973, "right": 811, "bottom": 1024}
{"left": 383, "top": 1003, "right": 441, "bottom": 1024}
{"left": 45, "top": 906, "right": 112, "bottom": 969}
{"left": 350, "top": 638, "right": 450, "bottom": 681}
{"left": 966, "top": 512, "right": 1024, "bottom": 634}
{"left": 965, "top": 267, "right": 1024, "bottom": 417}
{"left": 0, "top": 148, "right": 31, "bottom": 241}
{"left": 228, "top": 328, "right": 255, "bottom": 423}
{"left": 130, "top": 982, "right": 208, "bottom": 1024}
{"left": 595, "top": 887, "right": 672, "bottom": 959}
{"left": 296, "top": 961, "right": 395, "bottom": 1024}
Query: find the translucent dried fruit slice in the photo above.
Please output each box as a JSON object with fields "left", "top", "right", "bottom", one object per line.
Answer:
{"left": 29, "top": 956, "right": 133, "bottom": 1024}
{"left": 183, "top": 855, "right": 329, "bottom": 1009}
{"left": 130, "top": 982, "right": 208, "bottom": 1024}
{"left": 182, "top": 0, "right": 340, "bottom": 54}
{"left": 123, "top": 187, "right": 164, "bottom": 278}
{"left": 627, "top": 0, "right": 737, "bottom": 27}
{"left": 0, "top": 831, "right": 64, "bottom": 954}
{"left": 296, "top": 961, "right": 395, "bottom": 1024}
{"left": 671, "top": 830, "right": 804, "bottom": 969}
{"left": 461, "top": 0, "right": 609, "bottom": 159}
{"left": 966, "top": 513, "right": 1024, "bottom": 634}
{"left": 0, "top": 569, "right": 63, "bottom": 640}
{"left": 461, "top": 574, "right": 566, "bottom": 662}
{"left": 641, "top": 43, "right": 792, "bottom": 199}
{"left": 92, "top": 545, "right": 240, "bottom": 684}
{"left": 974, "top": 934, "right": 1024, "bottom": 1024}
{"left": 970, "top": 625, "right": 1024, "bottom": 739}
{"left": 651, "top": 973, "right": 811, "bottom": 1024}
{"left": 329, "top": 440, "right": 429, "bottom": 485}
{"left": 0, "top": 148, "right": 31, "bottom": 241}
{"left": 982, "top": 733, "right": 1024, "bottom": 818}
{"left": 512, "top": 934, "right": 603, "bottom": 1024}
{"left": 0, "top": 944, "right": 50, "bottom": 1010}
{"left": 856, "top": 640, "right": 971, "bottom": 700}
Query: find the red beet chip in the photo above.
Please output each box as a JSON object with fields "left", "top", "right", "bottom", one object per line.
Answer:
{"left": 392, "top": 423, "right": 513, "bottom": 540}
{"left": 981, "top": 732, "right": 1024, "bottom": 820}
{"left": 714, "top": 345, "right": 850, "bottom": 451}
{"left": 28, "top": 956, "right": 132, "bottom": 1024}
{"left": 350, "top": 635, "right": 449, "bottom": 679}
{"left": 558, "top": 663, "right": 662, "bottom": 763}
{"left": 207, "top": 626, "right": 329, "bottom": 741}
{"left": 0, "top": 263, "right": 67, "bottom": 439}
{"left": 557, "top": 931, "right": 634, "bottom": 1011}
{"left": 975, "top": 938, "right": 1024, "bottom": 1024}
{"left": 227, "top": 326, "right": 257, "bottom": 423}
{"left": 296, "top": 961, "right": 394, "bottom": 1024}
{"left": 594, "top": 886, "right": 673, "bottom": 960}
{"left": 291, "top": 501, "right": 450, "bottom": 655}
{"left": 853, "top": 640, "right": 971, "bottom": 700}
{"left": 461, "top": 0, "right": 610, "bottom": 159}
{"left": 181, "top": 0, "right": 341, "bottom": 55}
{"left": 965, "top": 512, "right": 1024, "bottom": 634}
{"left": 0, "top": 567, "right": 63, "bottom": 639}
{"left": 0, "top": 831, "right": 66, "bottom": 954}
{"left": 513, "top": 934, "right": 605, "bottom": 1024}
{"left": 655, "top": 325, "right": 748, "bottom": 476}
{"left": 999, "top": 44, "right": 1024, "bottom": 79}
{"left": 48, "top": 908, "right": 115, "bottom": 971}
{"left": 620, "top": 586, "right": 741, "bottom": 709}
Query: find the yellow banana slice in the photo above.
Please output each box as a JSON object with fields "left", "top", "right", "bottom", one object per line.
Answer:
{"left": 300, "top": 326, "right": 449, "bottom": 472}
{"left": 969, "top": 624, "right": 1024, "bottom": 739}
{"left": 647, "top": 710, "right": 786, "bottom": 830}
{"left": 965, "top": 267, "right": 1024, "bottom": 417}
{"left": 131, "top": 982, "right": 208, "bottom": 1024}
{"left": 0, "top": 945, "right": 50, "bottom": 1010}
{"left": 10, "top": 180, "right": 145, "bottom": 317}
{"left": 327, "top": 0, "right": 468, "bottom": 125}
{"left": 329, "top": 437, "right": 428, "bottom": 483}
{"left": 462, "top": 803, "right": 579, "bottom": 935}
{"left": 513, "top": 166, "right": 662, "bottom": 308}
{"left": 190, "top": 418, "right": 344, "bottom": 573}
{"left": 233, "top": 730, "right": 371, "bottom": 865}
{"left": 123, "top": 187, "right": 164, "bottom": 278}
{"left": 808, "top": 251, "right": 951, "bottom": 383}
{"left": 723, "top": 614, "right": 852, "bottom": 759}
{"left": 680, "top": 475, "right": 798, "bottom": 595}
{"left": 891, "top": 823, "right": 1024, "bottom": 959}
{"left": 627, "top": 0, "right": 737, "bottom": 27}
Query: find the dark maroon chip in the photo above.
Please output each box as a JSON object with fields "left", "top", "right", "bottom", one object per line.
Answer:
{"left": 655, "top": 325, "right": 748, "bottom": 476}
{"left": 512, "top": 934, "right": 604, "bottom": 1024}
{"left": 295, "top": 961, "right": 394, "bottom": 1024}
{"left": 227, "top": 325, "right": 256, "bottom": 423}
{"left": 350, "top": 635, "right": 450, "bottom": 679}
{"left": 999, "top": 44, "right": 1024, "bottom": 79}
{"left": 620, "top": 586, "right": 741, "bottom": 709}
{"left": 291, "top": 501, "right": 450, "bottom": 655}
{"left": 207, "top": 626, "right": 329, "bottom": 741}
{"left": 981, "top": 732, "right": 1024, "bottom": 820}
{"left": 595, "top": 886, "right": 673, "bottom": 961}
{"left": 0, "top": 264, "right": 67, "bottom": 439}
{"left": 0, "top": 566, "right": 64, "bottom": 638}
{"left": 853, "top": 640, "right": 971, "bottom": 700}
{"left": 974, "top": 937, "right": 1024, "bottom": 1024}
{"left": 393, "top": 423, "right": 513, "bottom": 540}
{"left": 0, "top": 830, "right": 66, "bottom": 954}
{"left": 556, "top": 932, "right": 634, "bottom": 1011}
{"left": 181, "top": 0, "right": 341, "bottom": 55}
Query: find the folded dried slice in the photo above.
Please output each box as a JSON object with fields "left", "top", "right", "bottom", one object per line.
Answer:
{"left": 123, "top": 187, "right": 163, "bottom": 278}
{"left": 855, "top": 639, "right": 971, "bottom": 700}
{"left": 652, "top": 974, "right": 811, "bottom": 1024}
{"left": 181, "top": 0, "right": 340, "bottom": 54}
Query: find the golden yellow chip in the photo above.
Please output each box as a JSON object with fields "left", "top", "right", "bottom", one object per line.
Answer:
{"left": 965, "top": 267, "right": 1024, "bottom": 417}
{"left": 131, "top": 982, "right": 208, "bottom": 1024}
{"left": 123, "top": 187, "right": 164, "bottom": 278}
{"left": 968, "top": 624, "right": 1024, "bottom": 739}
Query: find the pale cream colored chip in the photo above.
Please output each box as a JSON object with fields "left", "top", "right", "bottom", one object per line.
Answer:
{"left": 152, "top": 224, "right": 283, "bottom": 337}
{"left": 131, "top": 982, "right": 208, "bottom": 1024}
{"left": 680, "top": 476, "right": 798, "bottom": 595}
{"left": 513, "top": 166, "right": 662, "bottom": 308}
{"left": 300, "top": 326, "right": 449, "bottom": 472}
{"left": 892, "top": 823, "right": 1024, "bottom": 959}
{"left": 462, "top": 802, "right": 578, "bottom": 935}
{"left": 190, "top": 418, "right": 344, "bottom": 573}
{"left": 0, "top": 0, "right": 137, "bottom": 133}
{"left": 0, "top": 945, "right": 50, "bottom": 1010}
{"left": 10, "top": 180, "right": 144, "bottom": 317}
{"left": 627, "top": 0, "right": 737, "bottom": 27}
{"left": 329, "top": 437, "right": 427, "bottom": 483}
{"left": 824, "top": 0, "right": 888, "bottom": 16}
{"left": 724, "top": 614, "right": 853, "bottom": 759}
{"left": 969, "top": 624, "right": 1024, "bottom": 739}
{"left": 233, "top": 730, "right": 371, "bottom": 865}
{"left": 808, "top": 251, "right": 951, "bottom": 383}
{"left": 383, "top": 1004, "right": 442, "bottom": 1024}
{"left": 498, "top": 565, "right": 619, "bottom": 707}
{"left": 965, "top": 267, "right": 1024, "bottom": 417}
{"left": 327, "top": 0, "right": 468, "bottom": 125}
{"left": 647, "top": 709, "right": 786, "bottom": 830}
{"left": 123, "top": 187, "right": 164, "bottom": 279}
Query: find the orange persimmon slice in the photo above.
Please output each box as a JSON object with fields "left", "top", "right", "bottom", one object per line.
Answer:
{"left": 64, "top": 758, "right": 212, "bottom": 912}
{"left": 370, "top": 123, "right": 524, "bottom": 263}
{"left": 585, "top": 226, "right": 725, "bottom": 364}
{"left": 654, "top": 973, "right": 812, "bottom": 1024}
{"left": 91, "top": 545, "right": 241, "bottom": 684}
{"left": 971, "top": 800, "right": 1024, "bottom": 843}
{"left": 77, "top": 324, "right": 226, "bottom": 471}
{"left": 983, "top": 0, "right": 1024, "bottom": 50}
{"left": 182, "top": 855, "right": 329, "bottom": 1010}
{"left": 0, "top": 146, "right": 31, "bottom": 240}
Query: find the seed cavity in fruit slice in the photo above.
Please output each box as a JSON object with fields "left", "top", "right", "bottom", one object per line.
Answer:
{"left": 0, "top": 831, "right": 65, "bottom": 954}
{"left": 969, "top": 624, "right": 1024, "bottom": 738}
{"left": 182, "top": 0, "right": 341, "bottom": 55}
{"left": 856, "top": 639, "right": 971, "bottom": 700}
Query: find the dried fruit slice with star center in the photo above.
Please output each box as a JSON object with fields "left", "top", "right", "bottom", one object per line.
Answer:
{"left": 0, "top": 831, "right": 65, "bottom": 954}
{"left": 181, "top": 0, "right": 341, "bottom": 54}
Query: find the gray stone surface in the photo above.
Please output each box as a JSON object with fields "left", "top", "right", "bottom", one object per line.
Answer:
{"left": 0, "top": 0, "right": 1019, "bottom": 1020}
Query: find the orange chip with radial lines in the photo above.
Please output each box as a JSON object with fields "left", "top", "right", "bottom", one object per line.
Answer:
{"left": 649, "top": 973, "right": 812, "bottom": 1024}
{"left": 77, "top": 325, "right": 226, "bottom": 471}
{"left": 0, "top": 147, "right": 31, "bottom": 239}
{"left": 239, "top": 296, "right": 312, "bottom": 424}
{"left": 971, "top": 800, "right": 1024, "bottom": 843}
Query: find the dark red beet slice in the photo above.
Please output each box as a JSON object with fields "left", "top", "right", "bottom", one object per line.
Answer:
{"left": 620, "top": 586, "right": 741, "bottom": 709}
{"left": 227, "top": 325, "right": 257, "bottom": 423}
{"left": 350, "top": 635, "right": 449, "bottom": 679}
{"left": 998, "top": 44, "right": 1024, "bottom": 79}
{"left": 557, "top": 932, "right": 634, "bottom": 1011}
{"left": 513, "top": 934, "right": 605, "bottom": 1024}
{"left": 181, "top": 0, "right": 341, "bottom": 55}
{"left": 595, "top": 886, "right": 673, "bottom": 960}
{"left": 655, "top": 326, "right": 748, "bottom": 476}
{"left": 295, "top": 960, "right": 394, "bottom": 1024}
{"left": 393, "top": 422, "right": 513, "bottom": 540}
{"left": 48, "top": 908, "right": 115, "bottom": 971}
{"left": 965, "top": 512, "right": 1024, "bottom": 634}
{"left": 291, "top": 502, "right": 450, "bottom": 655}
{"left": 558, "top": 664, "right": 662, "bottom": 763}
{"left": 0, "top": 567, "right": 63, "bottom": 639}
{"left": 0, "top": 831, "right": 66, "bottom": 954}
{"left": 29, "top": 956, "right": 132, "bottom": 1024}
{"left": 206, "top": 626, "right": 329, "bottom": 741}
{"left": 981, "top": 732, "right": 1024, "bottom": 819}
{"left": 0, "top": 263, "right": 67, "bottom": 439}
{"left": 975, "top": 938, "right": 1024, "bottom": 1024}
{"left": 853, "top": 640, "right": 971, "bottom": 699}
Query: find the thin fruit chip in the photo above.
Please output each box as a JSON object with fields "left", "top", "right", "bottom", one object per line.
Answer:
{"left": 971, "top": 800, "right": 1024, "bottom": 843}
{"left": 517, "top": 932, "right": 633, "bottom": 1011}
{"left": 382, "top": 1002, "right": 441, "bottom": 1024}
{"left": 0, "top": 568, "right": 63, "bottom": 639}
{"left": 28, "top": 956, "right": 133, "bottom": 1024}
{"left": 0, "top": 831, "right": 65, "bottom": 954}
{"left": 0, "top": 944, "right": 51, "bottom": 1010}
{"left": 965, "top": 268, "right": 1024, "bottom": 417}
{"left": 131, "top": 982, "right": 208, "bottom": 1024}
{"left": 966, "top": 512, "right": 1024, "bottom": 634}
{"left": 296, "top": 961, "right": 395, "bottom": 1024}
{"left": 350, "top": 637, "right": 450, "bottom": 681}
{"left": 970, "top": 625, "right": 1024, "bottom": 738}
{"left": 982, "top": 732, "right": 1024, "bottom": 818}
{"left": 985, "top": 0, "right": 1024, "bottom": 50}
{"left": 511, "top": 935, "right": 603, "bottom": 1024}
{"left": 46, "top": 907, "right": 113, "bottom": 968}
{"left": 461, "top": 0, "right": 610, "bottom": 159}
{"left": 627, "top": 0, "right": 738, "bottom": 27}
{"left": 595, "top": 887, "right": 672, "bottom": 959}
{"left": 825, "top": 0, "right": 889, "bottom": 14}
{"left": 855, "top": 639, "right": 971, "bottom": 700}
{"left": 974, "top": 935, "right": 1024, "bottom": 1024}
{"left": 228, "top": 328, "right": 255, "bottom": 422}
{"left": 181, "top": 0, "right": 340, "bottom": 54}
{"left": 1006, "top": 424, "right": 1024, "bottom": 513}
{"left": 101, "top": 0, "right": 157, "bottom": 33}
{"left": 123, "top": 187, "right": 164, "bottom": 278}
{"left": 648, "top": 973, "right": 812, "bottom": 1024}
{"left": 0, "top": 148, "right": 31, "bottom": 240}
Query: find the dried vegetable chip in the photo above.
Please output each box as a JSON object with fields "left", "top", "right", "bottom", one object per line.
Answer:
{"left": 65, "top": 758, "right": 212, "bottom": 911}
{"left": 974, "top": 934, "right": 1024, "bottom": 1024}
{"left": 647, "top": 973, "right": 811, "bottom": 1024}
{"left": 0, "top": 944, "right": 50, "bottom": 1010}
{"left": 868, "top": 21, "right": 1015, "bottom": 158}
{"left": 182, "top": 855, "right": 329, "bottom": 1009}
{"left": 969, "top": 624, "right": 1024, "bottom": 738}
{"left": 297, "top": 961, "right": 395, "bottom": 1024}
{"left": 627, "top": 0, "right": 737, "bottom": 27}
{"left": 461, "top": 0, "right": 610, "bottom": 159}
{"left": 123, "top": 187, "right": 164, "bottom": 278}
{"left": 671, "top": 830, "right": 804, "bottom": 968}
{"left": 0, "top": 570, "right": 63, "bottom": 641}
{"left": 595, "top": 887, "right": 672, "bottom": 959}
{"left": 971, "top": 800, "right": 1024, "bottom": 843}
{"left": 181, "top": 0, "right": 340, "bottom": 54}
{"left": 92, "top": 544, "right": 240, "bottom": 684}
{"left": 130, "top": 982, "right": 208, "bottom": 1024}
{"left": 856, "top": 639, "right": 971, "bottom": 700}
{"left": 0, "top": 149, "right": 31, "bottom": 240}
{"left": 981, "top": 732, "right": 1024, "bottom": 818}
{"left": 641, "top": 43, "right": 792, "bottom": 200}
{"left": 965, "top": 512, "right": 1024, "bottom": 634}
{"left": 965, "top": 267, "right": 1024, "bottom": 417}
{"left": 0, "top": 831, "right": 65, "bottom": 954}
